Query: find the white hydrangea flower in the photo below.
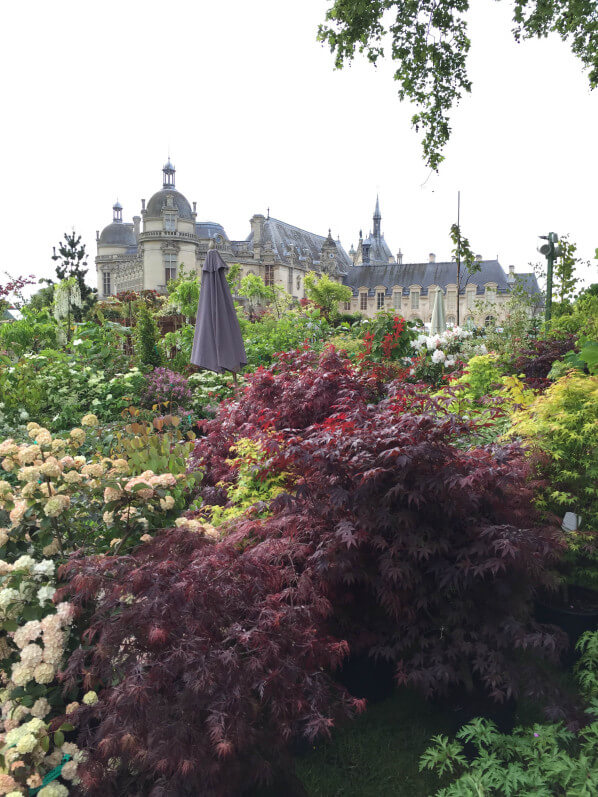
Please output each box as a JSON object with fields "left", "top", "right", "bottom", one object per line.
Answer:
{"left": 37, "top": 585, "right": 56, "bottom": 605}
{"left": 431, "top": 349, "right": 446, "bottom": 364}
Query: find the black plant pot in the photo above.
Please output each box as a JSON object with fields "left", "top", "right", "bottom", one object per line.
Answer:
{"left": 335, "top": 651, "right": 396, "bottom": 703}
{"left": 535, "top": 586, "right": 598, "bottom": 665}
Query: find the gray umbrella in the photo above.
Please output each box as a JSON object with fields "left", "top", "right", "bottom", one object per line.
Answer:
{"left": 190, "top": 246, "right": 247, "bottom": 374}
{"left": 430, "top": 286, "right": 446, "bottom": 335}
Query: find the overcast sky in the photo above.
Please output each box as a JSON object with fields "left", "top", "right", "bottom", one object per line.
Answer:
{"left": 2, "top": 0, "right": 597, "bottom": 292}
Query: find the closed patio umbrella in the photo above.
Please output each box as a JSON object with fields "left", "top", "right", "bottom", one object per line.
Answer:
{"left": 430, "top": 286, "right": 446, "bottom": 335}
{"left": 190, "top": 244, "right": 247, "bottom": 375}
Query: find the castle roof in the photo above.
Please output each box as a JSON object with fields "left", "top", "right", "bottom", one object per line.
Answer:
{"left": 248, "top": 217, "right": 352, "bottom": 271}
{"left": 195, "top": 221, "right": 229, "bottom": 240}
{"left": 361, "top": 232, "right": 394, "bottom": 265}
{"left": 344, "top": 259, "right": 514, "bottom": 295}
{"left": 145, "top": 189, "right": 194, "bottom": 219}
{"left": 98, "top": 222, "right": 137, "bottom": 248}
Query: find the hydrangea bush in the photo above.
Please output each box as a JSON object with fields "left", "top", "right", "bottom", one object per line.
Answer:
{"left": 0, "top": 413, "right": 200, "bottom": 794}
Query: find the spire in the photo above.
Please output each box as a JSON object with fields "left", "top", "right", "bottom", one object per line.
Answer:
{"left": 373, "top": 194, "right": 381, "bottom": 240}
{"left": 162, "top": 159, "right": 176, "bottom": 189}
{"left": 112, "top": 200, "right": 123, "bottom": 223}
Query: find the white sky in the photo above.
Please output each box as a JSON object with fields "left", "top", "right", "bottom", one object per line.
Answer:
{"left": 2, "top": 0, "right": 597, "bottom": 292}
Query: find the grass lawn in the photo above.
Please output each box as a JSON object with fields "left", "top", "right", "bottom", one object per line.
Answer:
{"left": 295, "top": 688, "right": 453, "bottom": 797}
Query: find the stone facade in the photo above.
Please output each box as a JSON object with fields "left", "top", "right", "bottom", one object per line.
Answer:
{"left": 96, "top": 163, "right": 540, "bottom": 325}
{"left": 96, "top": 161, "right": 351, "bottom": 302}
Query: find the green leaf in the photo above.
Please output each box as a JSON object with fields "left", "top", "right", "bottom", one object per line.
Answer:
{"left": 53, "top": 730, "right": 65, "bottom": 748}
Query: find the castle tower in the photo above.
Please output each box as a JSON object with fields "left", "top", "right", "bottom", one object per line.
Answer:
{"left": 373, "top": 195, "right": 381, "bottom": 241}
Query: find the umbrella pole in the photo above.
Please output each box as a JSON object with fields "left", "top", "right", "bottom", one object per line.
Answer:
{"left": 232, "top": 371, "right": 238, "bottom": 385}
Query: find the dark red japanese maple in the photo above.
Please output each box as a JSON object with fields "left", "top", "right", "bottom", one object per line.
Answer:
{"left": 59, "top": 348, "right": 567, "bottom": 795}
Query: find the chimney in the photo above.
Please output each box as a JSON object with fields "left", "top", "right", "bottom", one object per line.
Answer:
{"left": 429, "top": 253, "right": 436, "bottom": 263}
{"left": 250, "top": 214, "right": 266, "bottom": 245}
{"left": 141, "top": 198, "right": 146, "bottom": 214}
{"left": 397, "top": 249, "right": 403, "bottom": 265}
{"left": 193, "top": 201, "right": 197, "bottom": 214}
{"left": 96, "top": 230, "right": 100, "bottom": 242}
{"left": 133, "top": 215, "right": 141, "bottom": 239}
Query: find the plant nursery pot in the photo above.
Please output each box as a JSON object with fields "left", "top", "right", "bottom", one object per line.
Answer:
{"left": 535, "top": 586, "right": 598, "bottom": 664}
{"left": 335, "top": 651, "right": 396, "bottom": 703}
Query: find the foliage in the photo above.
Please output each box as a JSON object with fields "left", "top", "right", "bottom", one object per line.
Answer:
{"left": 506, "top": 332, "right": 578, "bottom": 388}
{"left": 134, "top": 304, "right": 163, "bottom": 369}
{"left": 239, "top": 306, "right": 331, "bottom": 368}
{"left": 304, "top": 272, "right": 352, "bottom": 321}
{"left": 141, "top": 367, "right": 192, "bottom": 411}
{"left": 319, "top": 0, "right": 598, "bottom": 170}
{"left": 48, "top": 232, "right": 95, "bottom": 320}
{"left": 552, "top": 234, "right": 584, "bottom": 313}
{"left": 507, "top": 373, "right": 598, "bottom": 588}
{"left": 0, "top": 334, "right": 141, "bottom": 432}
{"left": 360, "top": 313, "right": 415, "bottom": 362}
{"left": 206, "top": 437, "right": 290, "bottom": 527}
{"left": 0, "top": 274, "right": 36, "bottom": 314}
{"left": 550, "top": 285, "right": 598, "bottom": 345}
{"left": 0, "top": 307, "right": 58, "bottom": 359}
{"left": 420, "top": 630, "right": 598, "bottom": 796}
{"left": 194, "top": 347, "right": 566, "bottom": 702}
{"left": 165, "top": 264, "right": 200, "bottom": 319}
{"left": 238, "top": 273, "right": 292, "bottom": 319}
{"left": 187, "top": 370, "right": 238, "bottom": 417}
{"left": 0, "top": 415, "right": 200, "bottom": 793}
{"left": 58, "top": 526, "right": 362, "bottom": 797}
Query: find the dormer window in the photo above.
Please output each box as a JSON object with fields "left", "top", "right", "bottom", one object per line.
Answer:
{"left": 164, "top": 213, "right": 176, "bottom": 232}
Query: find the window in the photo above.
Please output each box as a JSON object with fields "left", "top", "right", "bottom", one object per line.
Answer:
{"left": 410, "top": 290, "right": 419, "bottom": 310}
{"left": 485, "top": 315, "right": 495, "bottom": 327}
{"left": 164, "top": 253, "right": 177, "bottom": 285}
{"left": 164, "top": 213, "right": 176, "bottom": 232}
{"left": 447, "top": 291, "right": 457, "bottom": 311}
{"left": 447, "top": 315, "right": 456, "bottom": 326}
{"left": 360, "top": 292, "right": 368, "bottom": 311}
{"left": 466, "top": 289, "right": 476, "bottom": 308}
{"left": 102, "top": 271, "right": 111, "bottom": 296}
{"left": 264, "top": 265, "right": 274, "bottom": 287}
{"left": 485, "top": 287, "right": 496, "bottom": 303}
{"left": 393, "top": 291, "right": 401, "bottom": 309}
{"left": 376, "top": 291, "right": 385, "bottom": 310}
{"left": 344, "top": 301, "right": 351, "bottom": 311}
{"left": 296, "top": 274, "right": 301, "bottom": 291}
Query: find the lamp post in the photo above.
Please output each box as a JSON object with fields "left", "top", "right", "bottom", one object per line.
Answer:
{"left": 538, "top": 232, "right": 561, "bottom": 324}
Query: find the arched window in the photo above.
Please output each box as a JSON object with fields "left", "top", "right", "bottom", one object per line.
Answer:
{"left": 485, "top": 315, "right": 495, "bottom": 327}
{"left": 446, "top": 315, "right": 456, "bottom": 326}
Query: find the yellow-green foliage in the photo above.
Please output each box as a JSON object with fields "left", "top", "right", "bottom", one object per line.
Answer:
{"left": 210, "top": 438, "right": 289, "bottom": 526}
{"left": 507, "top": 373, "right": 598, "bottom": 587}
{"left": 440, "top": 354, "right": 533, "bottom": 418}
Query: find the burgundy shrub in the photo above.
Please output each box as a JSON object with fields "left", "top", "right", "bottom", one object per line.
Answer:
{"left": 58, "top": 528, "right": 362, "bottom": 797}
{"left": 245, "top": 386, "right": 568, "bottom": 700}
{"left": 190, "top": 346, "right": 376, "bottom": 495}
{"left": 509, "top": 333, "right": 577, "bottom": 387}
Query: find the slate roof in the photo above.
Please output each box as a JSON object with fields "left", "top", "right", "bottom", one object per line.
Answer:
{"left": 511, "top": 272, "right": 542, "bottom": 295}
{"left": 247, "top": 217, "right": 352, "bottom": 270}
{"left": 195, "top": 222, "right": 229, "bottom": 240}
{"left": 145, "top": 189, "right": 193, "bottom": 219}
{"left": 344, "top": 259, "right": 512, "bottom": 296}
{"left": 98, "top": 222, "right": 137, "bottom": 248}
{"left": 361, "top": 233, "right": 394, "bottom": 265}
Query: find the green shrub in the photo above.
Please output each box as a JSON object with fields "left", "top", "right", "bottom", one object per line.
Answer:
{"left": 508, "top": 373, "right": 598, "bottom": 588}
{"left": 134, "top": 305, "right": 163, "bottom": 368}
{"left": 420, "top": 631, "right": 598, "bottom": 796}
